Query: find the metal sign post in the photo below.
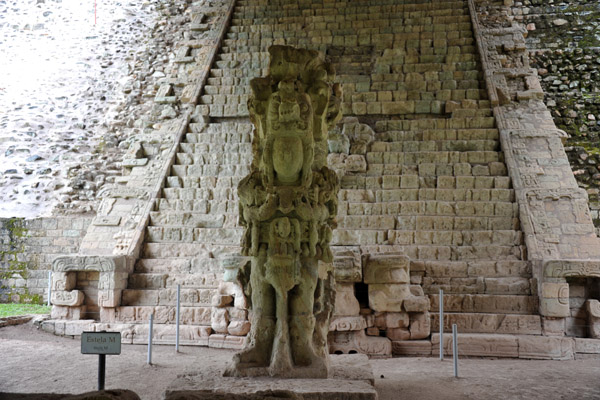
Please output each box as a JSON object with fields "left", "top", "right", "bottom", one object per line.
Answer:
{"left": 47, "top": 270, "right": 52, "bottom": 307}
{"left": 452, "top": 324, "right": 459, "bottom": 378}
{"left": 148, "top": 313, "right": 154, "bottom": 365}
{"left": 81, "top": 331, "right": 121, "bottom": 391}
{"left": 176, "top": 284, "right": 181, "bottom": 352}
{"left": 439, "top": 289, "right": 444, "bottom": 360}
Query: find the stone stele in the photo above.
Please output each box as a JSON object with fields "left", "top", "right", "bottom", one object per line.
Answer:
{"left": 224, "top": 45, "right": 342, "bottom": 379}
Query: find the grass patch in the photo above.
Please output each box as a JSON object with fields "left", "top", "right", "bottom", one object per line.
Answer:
{"left": 0, "top": 303, "right": 51, "bottom": 318}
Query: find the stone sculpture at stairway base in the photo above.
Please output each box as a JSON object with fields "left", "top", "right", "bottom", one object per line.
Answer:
{"left": 224, "top": 45, "right": 342, "bottom": 379}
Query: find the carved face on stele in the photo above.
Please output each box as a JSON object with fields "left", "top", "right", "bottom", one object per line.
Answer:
{"left": 267, "top": 79, "right": 313, "bottom": 185}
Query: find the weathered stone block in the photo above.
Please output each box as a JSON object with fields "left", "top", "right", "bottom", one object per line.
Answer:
{"left": 228, "top": 320, "right": 251, "bottom": 336}
{"left": 211, "top": 307, "right": 229, "bottom": 334}
{"left": 51, "top": 290, "right": 84, "bottom": 306}
{"left": 374, "top": 312, "right": 409, "bottom": 329}
{"left": 51, "top": 305, "right": 86, "bottom": 320}
{"left": 330, "top": 316, "right": 367, "bottom": 332}
{"left": 392, "top": 340, "right": 432, "bottom": 356}
{"left": 329, "top": 329, "right": 392, "bottom": 357}
{"left": 586, "top": 299, "right": 600, "bottom": 339}
{"left": 98, "top": 290, "right": 122, "bottom": 308}
{"left": 386, "top": 328, "right": 410, "bottom": 341}
{"left": 368, "top": 284, "right": 411, "bottom": 312}
{"left": 404, "top": 296, "right": 430, "bottom": 312}
{"left": 52, "top": 272, "right": 76, "bottom": 291}
{"left": 334, "top": 283, "right": 361, "bottom": 316}
{"left": 333, "top": 249, "right": 362, "bottom": 283}
{"left": 364, "top": 254, "right": 410, "bottom": 284}
{"left": 541, "top": 317, "right": 565, "bottom": 336}
{"left": 345, "top": 155, "right": 367, "bottom": 172}
{"left": 410, "top": 312, "right": 431, "bottom": 340}
{"left": 432, "top": 333, "right": 518, "bottom": 358}
{"left": 518, "top": 336, "right": 574, "bottom": 360}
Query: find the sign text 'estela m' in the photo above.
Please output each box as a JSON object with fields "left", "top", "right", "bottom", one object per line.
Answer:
{"left": 81, "top": 331, "right": 121, "bottom": 355}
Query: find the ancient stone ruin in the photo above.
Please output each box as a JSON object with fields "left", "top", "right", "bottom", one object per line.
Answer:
{"left": 2, "top": 0, "right": 600, "bottom": 362}
{"left": 225, "top": 45, "right": 341, "bottom": 378}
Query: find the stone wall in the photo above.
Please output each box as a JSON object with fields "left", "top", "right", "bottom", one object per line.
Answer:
{"left": 0, "top": 217, "right": 92, "bottom": 303}
{"left": 517, "top": 0, "right": 600, "bottom": 230}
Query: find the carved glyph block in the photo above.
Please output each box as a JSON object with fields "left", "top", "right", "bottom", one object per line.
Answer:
{"left": 374, "top": 312, "right": 409, "bottom": 329}
{"left": 333, "top": 249, "right": 362, "bottom": 283}
{"left": 364, "top": 254, "right": 410, "bottom": 284}
{"left": 228, "top": 320, "right": 251, "bottom": 336}
{"left": 98, "top": 272, "right": 129, "bottom": 290}
{"left": 539, "top": 282, "right": 569, "bottom": 317}
{"left": 329, "top": 316, "right": 367, "bottom": 332}
{"left": 329, "top": 329, "right": 391, "bottom": 357}
{"left": 518, "top": 336, "right": 574, "bottom": 360}
{"left": 432, "top": 333, "right": 518, "bottom": 358}
{"left": 409, "top": 312, "right": 431, "bottom": 340}
{"left": 98, "top": 289, "right": 122, "bottom": 308}
{"left": 586, "top": 299, "right": 600, "bottom": 339}
{"left": 404, "top": 296, "right": 430, "bottom": 312}
{"left": 333, "top": 283, "right": 360, "bottom": 316}
{"left": 368, "top": 284, "right": 411, "bottom": 312}
{"left": 51, "top": 305, "right": 86, "bottom": 320}
{"left": 211, "top": 308, "right": 229, "bottom": 334}
{"left": 51, "top": 290, "right": 84, "bottom": 306}
{"left": 51, "top": 272, "right": 76, "bottom": 291}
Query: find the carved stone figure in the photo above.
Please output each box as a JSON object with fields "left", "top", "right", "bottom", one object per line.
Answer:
{"left": 225, "top": 45, "right": 341, "bottom": 378}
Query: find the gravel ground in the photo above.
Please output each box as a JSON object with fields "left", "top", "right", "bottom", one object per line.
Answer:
{"left": 1, "top": 323, "right": 600, "bottom": 400}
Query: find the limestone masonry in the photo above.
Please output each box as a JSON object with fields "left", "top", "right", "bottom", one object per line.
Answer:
{"left": 2, "top": 0, "right": 600, "bottom": 360}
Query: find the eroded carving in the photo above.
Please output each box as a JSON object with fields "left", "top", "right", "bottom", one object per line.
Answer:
{"left": 52, "top": 256, "right": 117, "bottom": 272}
{"left": 225, "top": 45, "right": 341, "bottom": 379}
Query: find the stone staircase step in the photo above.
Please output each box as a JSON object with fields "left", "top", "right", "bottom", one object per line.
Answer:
{"left": 114, "top": 305, "right": 213, "bottom": 327}
{"left": 162, "top": 187, "right": 239, "bottom": 201}
{"left": 184, "top": 132, "right": 252, "bottom": 145}
{"left": 127, "top": 273, "right": 220, "bottom": 289}
{"left": 368, "top": 139, "right": 499, "bottom": 152}
{"left": 378, "top": 128, "right": 499, "bottom": 141}
{"left": 339, "top": 188, "right": 515, "bottom": 202}
{"left": 135, "top": 257, "right": 222, "bottom": 274}
{"left": 422, "top": 276, "right": 532, "bottom": 295}
{"left": 146, "top": 226, "right": 244, "bottom": 244}
{"left": 170, "top": 164, "right": 250, "bottom": 178}
{"left": 333, "top": 236, "right": 524, "bottom": 260}
{"left": 121, "top": 287, "right": 216, "bottom": 307}
{"left": 175, "top": 152, "right": 249, "bottom": 165}
{"left": 411, "top": 260, "right": 532, "bottom": 278}
{"left": 203, "top": 84, "right": 252, "bottom": 95}
{"left": 142, "top": 242, "right": 241, "bottom": 259}
{"left": 178, "top": 142, "right": 251, "bottom": 154}
{"left": 155, "top": 199, "right": 238, "bottom": 213}
{"left": 149, "top": 211, "right": 236, "bottom": 229}
{"left": 340, "top": 176, "right": 511, "bottom": 190}
{"left": 164, "top": 176, "right": 242, "bottom": 189}
{"left": 427, "top": 294, "right": 536, "bottom": 314}
{"left": 375, "top": 119, "right": 495, "bottom": 131}
{"left": 343, "top": 199, "right": 516, "bottom": 214}
{"left": 429, "top": 312, "right": 542, "bottom": 335}
{"left": 365, "top": 150, "right": 502, "bottom": 164}
{"left": 335, "top": 228, "right": 523, "bottom": 245}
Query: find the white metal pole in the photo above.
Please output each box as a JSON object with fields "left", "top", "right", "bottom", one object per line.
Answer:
{"left": 47, "top": 270, "right": 52, "bottom": 306}
{"left": 452, "top": 323, "right": 458, "bottom": 378}
{"left": 176, "top": 284, "right": 180, "bottom": 352}
{"left": 439, "top": 289, "right": 444, "bottom": 360}
{"left": 148, "top": 313, "right": 154, "bottom": 365}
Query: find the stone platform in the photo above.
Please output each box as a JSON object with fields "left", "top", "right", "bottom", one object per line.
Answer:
{"left": 164, "top": 354, "right": 378, "bottom": 400}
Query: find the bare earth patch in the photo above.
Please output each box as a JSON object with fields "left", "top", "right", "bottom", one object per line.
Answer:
{"left": 1, "top": 323, "right": 599, "bottom": 400}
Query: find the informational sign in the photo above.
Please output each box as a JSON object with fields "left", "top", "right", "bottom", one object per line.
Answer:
{"left": 81, "top": 331, "right": 121, "bottom": 355}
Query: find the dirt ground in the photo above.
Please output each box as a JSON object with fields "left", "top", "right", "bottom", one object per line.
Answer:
{"left": 1, "top": 323, "right": 599, "bottom": 400}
